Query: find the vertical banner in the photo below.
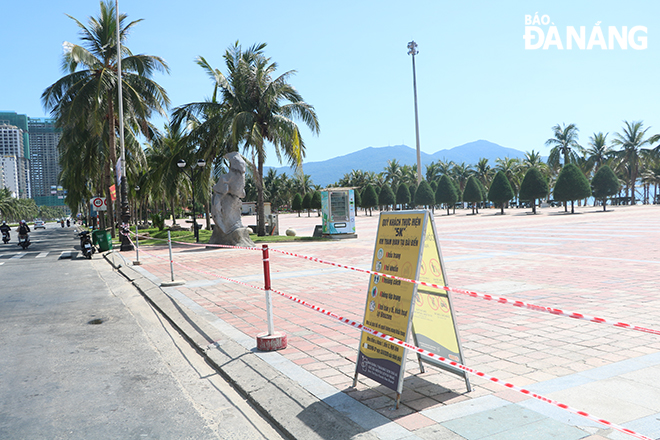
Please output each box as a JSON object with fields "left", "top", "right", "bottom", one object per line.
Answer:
{"left": 355, "top": 211, "right": 425, "bottom": 393}
{"left": 412, "top": 220, "right": 471, "bottom": 390}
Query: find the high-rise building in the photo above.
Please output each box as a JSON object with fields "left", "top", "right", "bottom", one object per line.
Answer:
{"left": 28, "top": 118, "right": 64, "bottom": 206}
{"left": 0, "top": 113, "right": 31, "bottom": 199}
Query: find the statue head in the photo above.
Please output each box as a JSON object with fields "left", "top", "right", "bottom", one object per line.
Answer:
{"left": 225, "top": 152, "right": 246, "bottom": 174}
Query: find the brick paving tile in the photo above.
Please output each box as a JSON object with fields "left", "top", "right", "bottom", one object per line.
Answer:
{"left": 394, "top": 413, "right": 437, "bottom": 431}
{"left": 138, "top": 206, "right": 660, "bottom": 427}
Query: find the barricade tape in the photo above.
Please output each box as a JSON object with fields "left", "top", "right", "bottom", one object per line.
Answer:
{"left": 267, "top": 248, "right": 660, "bottom": 337}
{"left": 127, "top": 231, "right": 660, "bottom": 337}
{"left": 125, "top": 237, "right": 652, "bottom": 440}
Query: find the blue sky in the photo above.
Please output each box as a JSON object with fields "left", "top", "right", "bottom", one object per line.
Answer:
{"left": 2, "top": 1, "right": 658, "bottom": 168}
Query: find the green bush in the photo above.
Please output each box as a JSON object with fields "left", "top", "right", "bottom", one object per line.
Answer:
{"left": 462, "top": 176, "right": 483, "bottom": 214}
{"left": 553, "top": 163, "right": 591, "bottom": 214}
{"left": 519, "top": 167, "right": 549, "bottom": 214}
{"left": 435, "top": 175, "right": 458, "bottom": 215}
{"left": 488, "top": 171, "right": 515, "bottom": 214}
{"left": 415, "top": 180, "right": 435, "bottom": 208}
{"left": 591, "top": 165, "right": 620, "bottom": 211}
{"left": 150, "top": 213, "right": 165, "bottom": 231}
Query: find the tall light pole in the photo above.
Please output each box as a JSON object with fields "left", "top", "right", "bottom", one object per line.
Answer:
{"left": 116, "top": 0, "right": 132, "bottom": 251}
{"left": 408, "top": 40, "right": 423, "bottom": 184}
{"left": 178, "top": 159, "right": 206, "bottom": 243}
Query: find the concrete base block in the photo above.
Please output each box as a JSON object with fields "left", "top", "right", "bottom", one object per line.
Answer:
{"left": 256, "top": 331, "right": 287, "bottom": 351}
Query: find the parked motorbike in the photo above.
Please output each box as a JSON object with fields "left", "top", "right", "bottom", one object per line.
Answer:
{"left": 78, "top": 230, "right": 96, "bottom": 259}
{"left": 17, "top": 234, "right": 30, "bottom": 249}
{"left": 2, "top": 230, "right": 9, "bottom": 244}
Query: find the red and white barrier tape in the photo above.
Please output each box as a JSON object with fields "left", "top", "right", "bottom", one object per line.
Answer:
{"left": 126, "top": 239, "right": 652, "bottom": 440}
{"left": 268, "top": 247, "right": 660, "bottom": 337}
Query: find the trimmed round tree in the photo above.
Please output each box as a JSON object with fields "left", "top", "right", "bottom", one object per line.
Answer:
{"left": 311, "top": 190, "right": 322, "bottom": 216}
{"left": 462, "top": 176, "right": 483, "bottom": 214}
{"left": 415, "top": 180, "right": 435, "bottom": 209}
{"left": 591, "top": 165, "right": 620, "bottom": 211}
{"left": 354, "top": 187, "right": 362, "bottom": 214}
{"left": 553, "top": 163, "right": 592, "bottom": 214}
{"left": 396, "top": 183, "right": 410, "bottom": 210}
{"left": 409, "top": 182, "right": 418, "bottom": 209}
{"left": 488, "top": 171, "right": 515, "bottom": 215}
{"left": 519, "top": 167, "right": 549, "bottom": 214}
{"left": 292, "top": 193, "right": 303, "bottom": 217}
{"left": 302, "top": 192, "right": 312, "bottom": 217}
{"left": 379, "top": 184, "right": 396, "bottom": 211}
{"left": 435, "top": 175, "right": 458, "bottom": 215}
{"left": 362, "top": 184, "right": 379, "bottom": 216}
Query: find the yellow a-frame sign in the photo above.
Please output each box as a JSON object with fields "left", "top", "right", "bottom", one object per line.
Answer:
{"left": 354, "top": 210, "right": 470, "bottom": 406}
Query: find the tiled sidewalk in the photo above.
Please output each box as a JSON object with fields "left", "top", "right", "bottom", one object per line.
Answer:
{"left": 134, "top": 205, "right": 660, "bottom": 439}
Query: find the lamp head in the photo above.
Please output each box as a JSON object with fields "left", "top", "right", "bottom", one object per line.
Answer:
{"left": 197, "top": 159, "right": 206, "bottom": 168}
{"left": 177, "top": 159, "right": 186, "bottom": 168}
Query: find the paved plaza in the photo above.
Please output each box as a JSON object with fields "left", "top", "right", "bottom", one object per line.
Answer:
{"left": 128, "top": 204, "right": 660, "bottom": 440}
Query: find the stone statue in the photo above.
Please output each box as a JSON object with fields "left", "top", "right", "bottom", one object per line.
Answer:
{"left": 209, "top": 152, "right": 255, "bottom": 247}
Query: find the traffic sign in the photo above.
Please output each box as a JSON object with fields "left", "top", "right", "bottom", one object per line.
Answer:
{"left": 91, "top": 197, "right": 107, "bottom": 211}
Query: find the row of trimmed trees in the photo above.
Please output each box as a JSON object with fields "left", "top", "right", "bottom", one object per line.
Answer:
{"left": 348, "top": 162, "right": 621, "bottom": 216}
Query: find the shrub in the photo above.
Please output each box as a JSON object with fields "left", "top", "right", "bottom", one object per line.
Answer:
{"left": 519, "top": 167, "right": 549, "bottom": 214}
{"left": 553, "top": 163, "right": 591, "bottom": 214}
{"left": 591, "top": 165, "right": 620, "bottom": 211}
{"left": 488, "top": 171, "right": 515, "bottom": 214}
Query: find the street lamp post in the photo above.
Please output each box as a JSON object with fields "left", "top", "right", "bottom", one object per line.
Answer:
{"left": 177, "top": 159, "right": 206, "bottom": 243}
{"left": 407, "top": 40, "right": 423, "bottom": 184}
{"left": 116, "top": 0, "right": 132, "bottom": 251}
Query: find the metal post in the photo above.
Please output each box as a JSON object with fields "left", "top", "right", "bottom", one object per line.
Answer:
{"left": 408, "top": 40, "right": 423, "bottom": 184}
{"left": 192, "top": 168, "right": 198, "bottom": 243}
{"left": 160, "top": 229, "right": 185, "bottom": 287}
{"left": 262, "top": 244, "right": 274, "bottom": 335}
{"left": 133, "top": 223, "right": 141, "bottom": 265}
{"left": 168, "top": 230, "right": 174, "bottom": 283}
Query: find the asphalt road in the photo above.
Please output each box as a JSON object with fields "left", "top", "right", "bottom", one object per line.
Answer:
{"left": 0, "top": 223, "right": 285, "bottom": 439}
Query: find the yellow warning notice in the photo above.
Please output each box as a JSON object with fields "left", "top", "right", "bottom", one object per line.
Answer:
{"left": 412, "top": 223, "right": 462, "bottom": 364}
{"left": 356, "top": 212, "right": 424, "bottom": 391}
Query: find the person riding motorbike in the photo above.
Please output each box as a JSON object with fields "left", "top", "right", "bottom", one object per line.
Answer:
{"left": 16, "top": 220, "right": 31, "bottom": 249}
{"left": 1, "top": 220, "right": 11, "bottom": 243}
{"left": 17, "top": 220, "right": 30, "bottom": 239}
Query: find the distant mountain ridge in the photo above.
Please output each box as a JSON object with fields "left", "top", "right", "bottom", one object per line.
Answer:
{"left": 266, "top": 140, "right": 526, "bottom": 187}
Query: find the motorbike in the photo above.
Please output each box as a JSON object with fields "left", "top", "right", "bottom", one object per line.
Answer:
{"left": 78, "top": 230, "right": 96, "bottom": 259}
{"left": 18, "top": 234, "right": 30, "bottom": 249}
{"left": 66, "top": 219, "right": 70, "bottom": 227}
{"left": 61, "top": 220, "right": 65, "bottom": 228}
{"left": 2, "top": 230, "right": 9, "bottom": 244}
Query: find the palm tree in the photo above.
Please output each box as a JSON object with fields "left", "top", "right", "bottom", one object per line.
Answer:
{"left": 174, "top": 42, "right": 319, "bottom": 235}
{"left": 546, "top": 123, "right": 581, "bottom": 168}
{"left": 42, "top": 0, "right": 169, "bottom": 233}
{"left": 611, "top": 120, "right": 658, "bottom": 205}
{"left": 585, "top": 132, "right": 612, "bottom": 172}
{"left": 384, "top": 159, "right": 403, "bottom": 187}
{"left": 474, "top": 158, "right": 493, "bottom": 188}
{"left": 145, "top": 124, "right": 190, "bottom": 224}
{"left": 450, "top": 162, "right": 473, "bottom": 193}
{"left": 495, "top": 157, "right": 522, "bottom": 200}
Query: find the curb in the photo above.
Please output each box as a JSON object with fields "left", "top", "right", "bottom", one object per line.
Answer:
{"left": 103, "top": 250, "right": 377, "bottom": 440}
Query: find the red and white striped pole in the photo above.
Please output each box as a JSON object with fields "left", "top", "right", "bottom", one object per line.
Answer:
{"left": 256, "top": 244, "right": 287, "bottom": 351}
